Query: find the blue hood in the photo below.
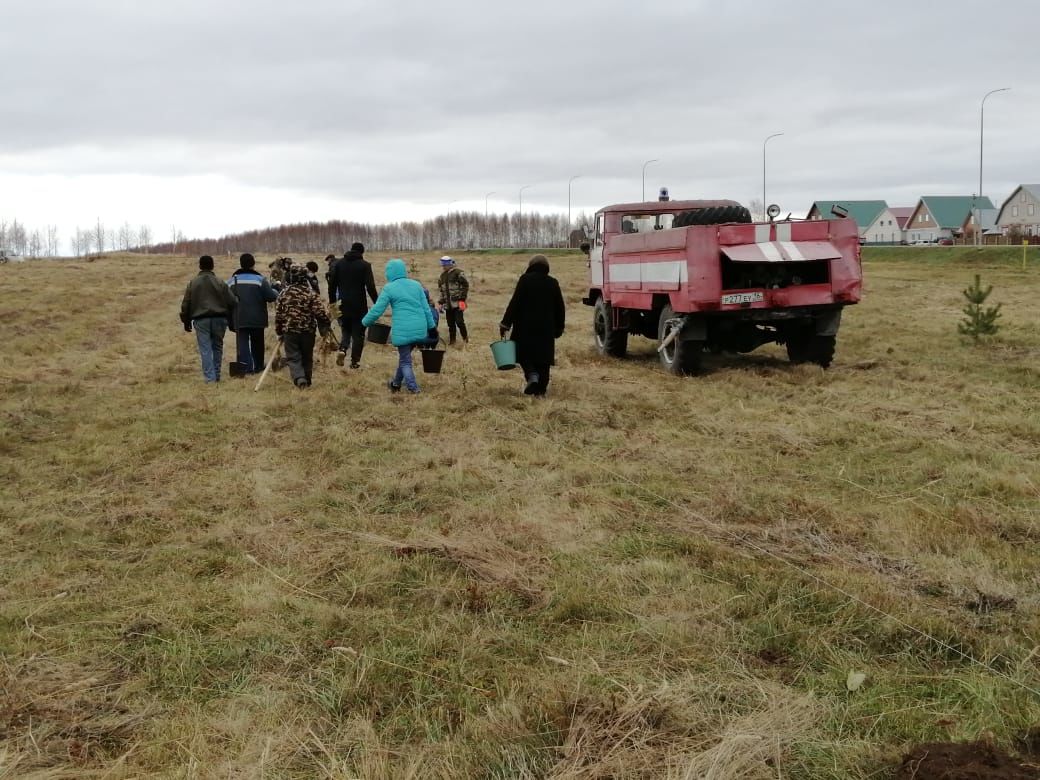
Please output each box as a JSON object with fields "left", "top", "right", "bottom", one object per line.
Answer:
{"left": 385, "top": 258, "right": 407, "bottom": 282}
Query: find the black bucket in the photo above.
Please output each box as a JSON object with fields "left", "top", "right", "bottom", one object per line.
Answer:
{"left": 420, "top": 348, "right": 445, "bottom": 374}
{"left": 366, "top": 322, "right": 391, "bottom": 344}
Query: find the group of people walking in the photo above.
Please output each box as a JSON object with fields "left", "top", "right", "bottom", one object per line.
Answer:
{"left": 179, "top": 244, "right": 566, "bottom": 395}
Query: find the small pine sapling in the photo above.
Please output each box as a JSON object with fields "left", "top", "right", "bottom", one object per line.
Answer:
{"left": 958, "top": 274, "right": 1002, "bottom": 343}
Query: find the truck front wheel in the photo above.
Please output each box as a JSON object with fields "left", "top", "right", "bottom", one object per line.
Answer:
{"left": 594, "top": 299, "right": 628, "bottom": 357}
{"left": 658, "top": 305, "right": 702, "bottom": 375}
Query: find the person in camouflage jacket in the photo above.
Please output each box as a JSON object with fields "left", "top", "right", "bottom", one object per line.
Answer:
{"left": 437, "top": 256, "right": 470, "bottom": 344}
{"left": 275, "top": 265, "right": 332, "bottom": 388}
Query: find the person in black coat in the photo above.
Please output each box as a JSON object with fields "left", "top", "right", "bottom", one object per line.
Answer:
{"left": 499, "top": 254, "right": 566, "bottom": 396}
{"left": 329, "top": 242, "right": 378, "bottom": 368}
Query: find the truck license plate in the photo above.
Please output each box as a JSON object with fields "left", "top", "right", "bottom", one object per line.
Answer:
{"left": 721, "top": 292, "right": 764, "bottom": 305}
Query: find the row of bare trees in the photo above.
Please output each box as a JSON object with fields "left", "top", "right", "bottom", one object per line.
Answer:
{"left": 3, "top": 210, "right": 595, "bottom": 259}
{"left": 148, "top": 211, "right": 593, "bottom": 256}
{"left": 69, "top": 220, "right": 155, "bottom": 256}
{"left": 0, "top": 219, "right": 63, "bottom": 257}
{"left": 1, "top": 218, "right": 158, "bottom": 257}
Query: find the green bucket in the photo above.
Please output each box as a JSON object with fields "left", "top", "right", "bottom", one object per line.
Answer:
{"left": 490, "top": 339, "right": 517, "bottom": 370}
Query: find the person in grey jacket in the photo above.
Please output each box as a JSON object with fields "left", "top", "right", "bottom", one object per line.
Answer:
{"left": 181, "top": 255, "right": 237, "bottom": 383}
{"left": 228, "top": 253, "right": 279, "bottom": 374}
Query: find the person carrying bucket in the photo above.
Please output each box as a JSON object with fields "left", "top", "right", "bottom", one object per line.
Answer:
{"left": 362, "top": 259, "right": 436, "bottom": 394}
{"left": 437, "top": 256, "right": 469, "bottom": 345}
{"left": 499, "top": 254, "right": 566, "bottom": 396}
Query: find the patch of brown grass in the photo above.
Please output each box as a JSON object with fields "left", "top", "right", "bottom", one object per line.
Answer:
{"left": 1, "top": 249, "right": 1039, "bottom": 776}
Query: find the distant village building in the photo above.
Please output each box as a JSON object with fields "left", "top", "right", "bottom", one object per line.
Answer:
{"left": 904, "top": 196, "right": 994, "bottom": 242}
{"left": 996, "top": 184, "right": 1040, "bottom": 237}
{"left": 806, "top": 201, "right": 887, "bottom": 240}
{"left": 863, "top": 206, "right": 913, "bottom": 244}
{"left": 961, "top": 208, "right": 999, "bottom": 239}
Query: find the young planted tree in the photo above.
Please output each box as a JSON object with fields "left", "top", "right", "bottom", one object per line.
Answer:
{"left": 958, "top": 274, "right": 1002, "bottom": 343}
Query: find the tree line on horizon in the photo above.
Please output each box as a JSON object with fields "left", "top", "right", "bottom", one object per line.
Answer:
{"left": 146, "top": 211, "right": 591, "bottom": 256}
{"left": 3, "top": 212, "right": 596, "bottom": 257}
{"left": 1, "top": 217, "right": 155, "bottom": 258}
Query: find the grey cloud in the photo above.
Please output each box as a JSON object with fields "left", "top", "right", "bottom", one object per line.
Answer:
{"left": 1, "top": 0, "right": 1037, "bottom": 237}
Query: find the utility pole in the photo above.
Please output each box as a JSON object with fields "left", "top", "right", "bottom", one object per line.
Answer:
{"left": 568, "top": 175, "right": 582, "bottom": 234}
{"left": 518, "top": 185, "right": 532, "bottom": 247}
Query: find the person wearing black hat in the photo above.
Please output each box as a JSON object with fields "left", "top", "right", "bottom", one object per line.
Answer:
{"left": 499, "top": 254, "right": 566, "bottom": 396}
{"left": 328, "top": 241, "right": 378, "bottom": 368}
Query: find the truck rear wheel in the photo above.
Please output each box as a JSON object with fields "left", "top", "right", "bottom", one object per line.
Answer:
{"left": 786, "top": 325, "right": 836, "bottom": 368}
{"left": 593, "top": 299, "right": 628, "bottom": 357}
{"left": 658, "top": 305, "right": 702, "bottom": 375}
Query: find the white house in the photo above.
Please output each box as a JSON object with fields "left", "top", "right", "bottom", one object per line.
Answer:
{"left": 863, "top": 207, "right": 913, "bottom": 244}
{"left": 996, "top": 185, "right": 1040, "bottom": 237}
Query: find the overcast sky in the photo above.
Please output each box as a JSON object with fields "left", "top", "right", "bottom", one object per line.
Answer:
{"left": 0, "top": 0, "right": 1036, "bottom": 249}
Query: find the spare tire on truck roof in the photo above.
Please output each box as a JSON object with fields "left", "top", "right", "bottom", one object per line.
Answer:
{"left": 675, "top": 205, "right": 752, "bottom": 227}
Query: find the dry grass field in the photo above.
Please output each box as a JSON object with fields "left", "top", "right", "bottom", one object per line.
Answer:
{"left": 2, "top": 246, "right": 1039, "bottom": 778}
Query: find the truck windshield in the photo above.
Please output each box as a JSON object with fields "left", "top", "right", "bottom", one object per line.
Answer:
{"left": 621, "top": 213, "right": 675, "bottom": 233}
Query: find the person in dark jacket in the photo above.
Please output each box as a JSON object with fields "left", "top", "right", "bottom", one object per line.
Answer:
{"left": 499, "top": 254, "right": 566, "bottom": 396}
{"left": 228, "top": 253, "right": 279, "bottom": 374}
{"left": 180, "top": 255, "right": 238, "bottom": 383}
{"left": 329, "top": 242, "right": 378, "bottom": 368}
{"left": 275, "top": 265, "right": 333, "bottom": 388}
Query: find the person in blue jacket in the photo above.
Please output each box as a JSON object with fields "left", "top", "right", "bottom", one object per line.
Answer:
{"left": 361, "top": 259, "right": 436, "bottom": 394}
{"left": 228, "top": 253, "right": 279, "bottom": 374}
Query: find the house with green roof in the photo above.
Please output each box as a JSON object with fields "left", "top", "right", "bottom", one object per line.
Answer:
{"left": 805, "top": 201, "right": 888, "bottom": 239}
{"left": 904, "top": 196, "right": 994, "bottom": 243}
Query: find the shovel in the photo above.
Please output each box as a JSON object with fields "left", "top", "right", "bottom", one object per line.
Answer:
{"left": 253, "top": 338, "right": 283, "bottom": 392}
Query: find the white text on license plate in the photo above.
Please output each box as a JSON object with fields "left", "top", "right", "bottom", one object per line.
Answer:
{"left": 721, "top": 292, "right": 764, "bottom": 305}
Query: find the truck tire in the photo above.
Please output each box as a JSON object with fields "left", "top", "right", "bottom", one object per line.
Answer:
{"left": 593, "top": 299, "right": 628, "bottom": 357}
{"left": 675, "top": 205, "right": 752, "bottom": 227}
{"left": 786, "top": 326, "right": 836, "bottom": 368}
{"left": 658, "top": 305, "right": 702, "bottom": 375}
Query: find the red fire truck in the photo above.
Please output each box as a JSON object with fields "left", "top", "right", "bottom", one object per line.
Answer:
{"left": 582, "top": 194, "right": 862, "bottom": 374}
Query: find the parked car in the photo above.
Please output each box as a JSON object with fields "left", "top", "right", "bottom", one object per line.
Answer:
{"left": 937, "top": 237, "right": 954, "bottom": 246}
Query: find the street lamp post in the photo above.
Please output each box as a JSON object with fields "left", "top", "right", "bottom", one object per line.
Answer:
{"left": 762, "top": 132, "right": 784, "bottom": 220}
{"left": 567, "top": 175, "right": 582, "bottom": 232}
{"left": 483, "top": 191, "right": 496, "bottom": 249}
{"left": 977, "top": 87, "right": 1010, "bottom": 245}
{"left": 641, "top": 160, "right": 658, "bottom": 202}
{"left": 518, "top": 185, "right": 532, "bottom": 247}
